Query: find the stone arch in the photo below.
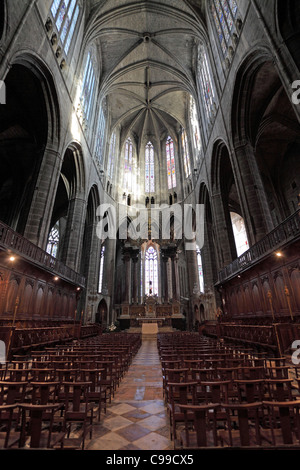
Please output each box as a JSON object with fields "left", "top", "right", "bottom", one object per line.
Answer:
{"left": 194, "top": 304, "right": 200, "bottom": 323}
{"left": 210, "top": 140, "right": 247, "bottom": 264}
{"left": 200, "top": 303, "right": 205, "bottom": 322}
{"left": 0, "top": 55, "right": 60, "bottom": 236}
{"left": 96, "top": 299, "right": 108, "bottom": 326}
{"left": 232, "top": 49, "right": 300, "bottom": 231}
{"left": 277, "top": 0, "right": 300, "bottom": 72}
{"left": 198, "top": 182, "right": 218, "bottom": 287}
{"left": 231, "top": 48, "right": 274, "bottom": 145}
{"left": 80, "top": 184, "right": 101, "bottom": 280}
{"left": 47, "top": 142, "right": 87, "bottom": 271}
{"left": 0, "top": 0, "right": 7, "bottom": 42}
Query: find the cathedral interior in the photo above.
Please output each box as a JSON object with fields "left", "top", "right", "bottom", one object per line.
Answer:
{"left": 0, "top": 0, "right": 300, "bottom": 452}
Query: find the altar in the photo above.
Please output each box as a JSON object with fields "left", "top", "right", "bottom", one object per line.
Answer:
{"left": 137, "top": 317, "right": 167, "bottom": 327}
{"left": 141, "top": 322, "right": 158, "bottom": 335}
{"left": 117, "top": 296, "right": 185, "bottom": 330}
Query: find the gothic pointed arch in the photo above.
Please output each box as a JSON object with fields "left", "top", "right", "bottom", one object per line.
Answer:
{"left": 0, "top": 54, "right": 60, "bottom": 236}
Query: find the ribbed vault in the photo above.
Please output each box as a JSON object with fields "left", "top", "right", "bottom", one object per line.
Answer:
{"left": 84, "top": 0, "right": 206, "bottom": 149}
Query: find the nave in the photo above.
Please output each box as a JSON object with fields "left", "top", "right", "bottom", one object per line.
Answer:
{"left": 1, "top": 330, "right": 300, "bottom": 451}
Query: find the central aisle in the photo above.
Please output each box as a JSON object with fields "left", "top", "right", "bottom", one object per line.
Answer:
{"left": 87, "top": 337, "right": 173, "bottom": 451}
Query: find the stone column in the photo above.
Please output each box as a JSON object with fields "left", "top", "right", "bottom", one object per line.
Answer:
{"left": 24, "top": 145, "right": 62, "bottom": 248}
{"left": 211, "top": 192, "right": 236, "bottom": 269}
{"left": 122, "top": 248, "right": 131, "bottom": 304}
{"left": 131, "top": 249, "right": 139, "bottom": 304}
{"left": 234, "top": 142, "right": 274, "bottom": 243}
{"left": 170, "top": 251, "right": 179, "bottom": 301}
{"left": 161, "top": 250, "right": 169, "bottom": 303}
{"left": 60, "top": 196, "right": 87, "bottom": 273}
{"left": 186, "top": 249, "right": 199, "bottom": 295}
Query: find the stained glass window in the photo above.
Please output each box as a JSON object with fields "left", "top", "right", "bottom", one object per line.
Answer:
{"left": 95, "top": 105, "right": 106, "bottom": 164}
{"left": 196, "top": 246, "right": 204, "bottom": 293}
{"left": 124, "top": 137, "right": 133, "bottom": 192}
{"left": 107, "top": 132, "right": 116, "bottom": 179}
{"left": 80, "top": 51, "right": 96, "bottom": 123}
{"left": 50, "top": 0, "right": 80, "bottom": 54}
{"left": 98, "top": 245, "right": 105, "bottom": 293}
{"left": 182, "top": 130, "right": 191, "bottom": 178}
{"left": 47, "top": 224, "right": 60, "bottom": 258}
{"left": 199, "top": 49, "right": 215, "bottom": 119}
{"left": 166, "top": 136, "right": 176, "bottom": 190}
{"left": 145, "top": 246, "right": 158, "bottom": 296}
{"left": 190, "top": 97, "right": 202, "bottom": 157}
{"left": 145, "top": 142, "right": 155, "bottom": 193}
{"left": 211, "top": 0, "right": 238, "bottom": 56}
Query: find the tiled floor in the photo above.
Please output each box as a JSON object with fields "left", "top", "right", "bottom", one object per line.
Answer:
{"left": 86, "top": 336, "right": 173, "bottom": 450}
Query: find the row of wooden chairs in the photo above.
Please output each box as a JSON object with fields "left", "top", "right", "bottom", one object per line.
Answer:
{"left": 178, "top": 400, "right": 300, "bottom": 449}
{"left": 0, "top": 333, "right": 142, "bottom": 449}
{"left": 158, "top": 333, "right": 300, "bottom": 449}
{"left": 0, "top": 381, "right": 97, "bottom": 449}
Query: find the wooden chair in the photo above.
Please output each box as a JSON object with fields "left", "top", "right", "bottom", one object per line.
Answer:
{"left": 0, "top": 381, "right": 28, "bottom": 405}
{"left": 218, "top": 402, "right": 265, "bottom": 448}
{"left": 79, "top": 369, "right": 105, "bottom": 421}
{"left": 59, "top": 382, "right": 94, "bottom": 450}
{"left": 18, "top": 403, "right": 65, "bottom": 449}
{"left": 95, "top": 360, "right": 115, "bottom": 403}
{"left": 178, "top": 404, "right": 220, "bottom": 449}
{"left": 29, "top": 368, "right": 56, "bottom": 382}
{"left": 3, "top": 368, "right": 31, "bottom": 382}
{"left": 265, "top": 379, "right": 294, "bottom": 402}
{"left": 239, "top": 366, "right": 266, "bottom": 380}
{"left": 30, "top": 382, "right": 60, "bottom": 405}
{"left": 164, "top": 368, "right": 190, "bottom": 402}
{"left": 265, "top": 366, "right": 290, "bottom": 379}
{"left": 197, "top": 380, "right": 231, "bottom": 405}
{"left": 190, "top": 368, "right": 220, "bottom": 383}
{"left": 55, "top": 368, "right": 81, "bottom": 385}
{"left": 0, "top": 404, "right": 20, "bottom": 448}
{"left": 261, "top": 400, "right": 300, "bottom": 448}
{"left": 166, "top": 381, "right": 198, "bottom": 443}
{"left": 234, "top": 379, "right": 266, "bottom": 403}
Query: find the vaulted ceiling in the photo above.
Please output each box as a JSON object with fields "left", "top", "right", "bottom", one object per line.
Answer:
{"left": 85, "top": 0, "right": 207, "bottom": 151}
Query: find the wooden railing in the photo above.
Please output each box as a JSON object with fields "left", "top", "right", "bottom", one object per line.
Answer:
{"left": 80, "top": 324, "right": 102, "bottom": 339}
{"left": 0, "top": 323, "right": 103, "bottom": 359}
{"left": 218, "top": 210, "right": 300, "bottom": 283}
{"left": 203, "top": 320, "right": 300, "bottom": 356}
{"left": 203, "top": 322, "right": 278, "bottom": 354}
{"left": 0, "top": 221, "right": 85, "bottom": 287}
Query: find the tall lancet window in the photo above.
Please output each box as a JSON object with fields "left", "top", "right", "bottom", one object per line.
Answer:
{"left": 145, "top": 142, "right": 155, "bottom": 193}
{"left": 50, "top": 0, "right": 80, "bottom": 54}
{"left": 47, "top": 224, "right": 60, "bottom": 258}
{"left": 166, "top": 136, "right": 176, "bottom": 189}
{"left": 190, "top": 97, "right": 202, "bottom": 157}
{"left": 79, "top": 51, "right": 96, "bottom": 123}
{"left": 107, "top": 132, "right": 116, "bottom": 179}
{"left": 182, "top": 130, "right": 191, "bottom": 178}
{"left": 196, "top": 245, "right": 204, "bottom": 293}
{"left": 198, "top": 49, "right": 216, "bottom": 120}
{"left": 124, "top": 137, "right": 133, "bottom": 192}
{"left": 211, "top": 0, "right": 238, "bottom": 57}
{"left": 145, "top": 246, "right": 158, "bottom": 296}
{"left": 95, "top": 105, "right": 106, "bottom": 164}
{"left": 98, "top": 245, "right": 105, "bottom": 293}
